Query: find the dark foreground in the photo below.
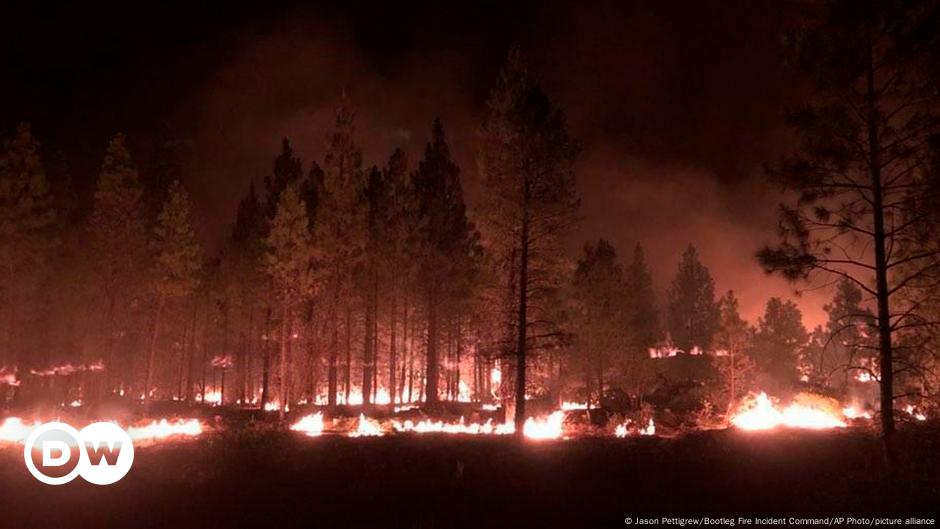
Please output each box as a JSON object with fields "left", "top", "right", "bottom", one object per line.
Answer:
{"left": 1, "top": 425, "right": 938, "bottom": 529}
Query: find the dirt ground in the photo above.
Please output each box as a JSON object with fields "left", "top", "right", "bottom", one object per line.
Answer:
{"left": 1, "top": 424, "right": 938, "bottom": 529}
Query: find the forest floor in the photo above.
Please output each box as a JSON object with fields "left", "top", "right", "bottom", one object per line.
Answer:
{"left": 1, "top": 423, "right": 938, "bottom": 529}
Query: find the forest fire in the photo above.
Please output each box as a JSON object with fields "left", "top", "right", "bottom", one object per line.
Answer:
{"left": 731, "top": 393, "right": 848, "bottom": 431}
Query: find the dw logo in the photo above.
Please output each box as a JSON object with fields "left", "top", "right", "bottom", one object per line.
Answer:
{"left": 23, "top": 422, "right": 134, "bottom": 485}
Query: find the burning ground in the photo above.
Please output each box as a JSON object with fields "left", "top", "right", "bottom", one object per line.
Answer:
{"left": 1, "top": 415, "right": 938, "bottom": 529}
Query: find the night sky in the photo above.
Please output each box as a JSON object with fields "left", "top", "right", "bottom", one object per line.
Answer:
{"left": 0, "top": 0, "right": 827, "bottom": 326}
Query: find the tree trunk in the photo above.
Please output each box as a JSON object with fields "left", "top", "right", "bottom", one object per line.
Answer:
{"left": 425, "top": 286, "right": 439, "bottom": 407}
{"left": 184, "top": 303, "right": 199, "bottom": 402}
{"left": 260, "top": 306, "right": 272, "bottom": 408}
{"left": 865, "top": 17, "right": 895, "bottom": 469}
{"left": 144, "top": 294, "right": 166, "bottom": 402}
{"left": 279, "top": 301, "right": 289, "bottom": 421}
{"left": 389, "top": 291, "right": 398, "bottom": 405}
{"left": 514, "top": 180, "right": 531, "bottom": 435}
{"left": 344, "top": 307, "right": 352, "bottom": 402}
{"left": 362, "top": 270, "right": 377, "bottom": 407}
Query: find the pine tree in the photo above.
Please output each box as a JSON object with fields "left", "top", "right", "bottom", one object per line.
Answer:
{"left": 414, "top": 119, "right": 481, "bottom": 407}
{"left": 624, "top": 243, "right": 661, "bottom": 357}
{"left": 315, "top": 96, "right": 366, "bottom": 406}
{"left": 750, "top": 297, "right": 807, "bottom": 390}
{"left": 88, "top": 134, "right": 148, "bottom": 391}
{"left": 756, "top": 0, "right": 940, "bottom": 465}
{"left": 382, "top": 148, "right": 413, "bottom": 404}
{"left": 0, "top": 123, "right": 56, "bottom": 366}
{"left": 571, "top": 239, "right": 628, "bottom": 405}
{"left": 823, "top": 278, "right": 876, "bottom": 387}
{"left": 226, "top": 182, "right": 266, "bottom": 404}
{"left": 479, "top": 49, "right": 579, "bottom": 433}
{"left": 714, "top": 290, "right": 755, "bottom": 411}
{"left": 666, "top": 244, "right": 719, "bottom": 353}
{"left": 263, "top": 183, "right": 315, "bottom": 419}
{"left": 144, "top": 179, "right": 202, "bottom": 400}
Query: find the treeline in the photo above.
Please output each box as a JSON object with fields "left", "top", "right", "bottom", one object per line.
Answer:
{"left": 4, "top": 2, "right": 940, "bottom": 435}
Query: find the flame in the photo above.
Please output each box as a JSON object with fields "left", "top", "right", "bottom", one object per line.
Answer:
{"left": 0, "top": 367, "right": 19, "bottom": 386}
{"left": 125, "top": 419, "right": 203, "bottom": 443}
{"left": 263, "top": 401, "right": 281, "bottom": 411}
{"left": 614, "top": 422, "right": 628, "bottom": 438}
{"left": 196, "top": 390, "right": 223, "bottom": 405}
{"left": 613, "top": 418, "right": 656, "bottom": 437}
{"left": 210, "top": 355, "right": 233, "bottom": 369}
{"left": 30, "top": 360, "right": 105, "bottom": 377}
{"left": 560, "top": 401, "right": 589, "bottom": 411}
{"left": 2, "top": 417, "right": 203, "bottom": 445}
{"left": 392, "top": 417, "right": 503, "bottom": 435}
{"left": 522, "top": 410, "right": 565, "bottom": 440}
{"left": 842, "top": 406, "right": 872, "bottom": 420}
{"left": 904, "top": 405, "right": 927, "bottom": 421}
{"left": 290, "top": 412, "right": 324, "bottom": 437}
{"left": 731, "top": 393, "right": 847, "bottom": 430}
{"left": 348, "top": 414, "right": 384, "bottom": 437}
{"left": 0, "top": 417, "right": 41, "bottom": 443}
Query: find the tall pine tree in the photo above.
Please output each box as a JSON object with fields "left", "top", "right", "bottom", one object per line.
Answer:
{"left": 144, "top": 179, "right": 202, "bottom": 400}
{"left": 479, "top": 49, "right": 579, "bottom": 433}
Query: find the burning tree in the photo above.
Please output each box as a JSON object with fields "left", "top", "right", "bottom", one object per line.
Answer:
{"left": 479, "top": 48, "right": 579, "bottom": 433}
{"left": 757, "top": 0, "right": 940, "bottom": 465}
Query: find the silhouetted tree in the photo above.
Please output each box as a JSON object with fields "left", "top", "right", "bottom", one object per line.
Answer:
{"left": 571, "top": 239, "right": 628, "bottom": 405}
{"left": 413, "top": 119, "right": 480, "bottom": 407}
{"left": 714, "top": 290, "right": 755, "bottom": 411}
{"left": 88, "top": 134, "right": 147, "bottom": 392}
{"left": 0, "top": 123, "right": 55, "bottom": 368}
{"left": 756, "top": 0, "right": 940, "bottom": 462}
{"left": 667, "top": 245, "right": 719, "bottom": 353}
{"left": 264, "top": 183, "right": 315, "bottom": 419}
{"left": 315, "top": 96, "right": 366, "bottom": 406}
{"left": 145, "top": 180, "right": 202, "bottom": 400}
{"left": 750, "top": 297, "right": 807, "bottom": 391}
{"left": 479, "top": 49, "right": 579, "bottom": 433}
